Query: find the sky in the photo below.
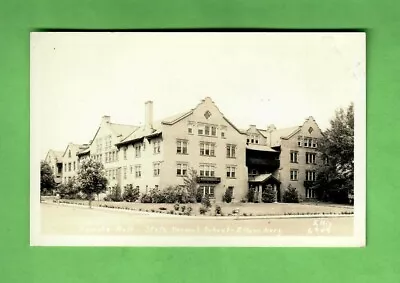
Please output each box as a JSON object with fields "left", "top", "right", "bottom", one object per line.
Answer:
{"left": 30, "top": 32, "right": 365, "bottom": 159}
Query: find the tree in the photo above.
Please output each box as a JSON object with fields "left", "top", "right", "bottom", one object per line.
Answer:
{"left": 315, "top": 103, "right": 354, "bottom": 203}
{"left": 262, "top": 185, "right": 276, "bottom": 203}
{"left": 282, "top": 185, "right": 300, "bottom": 203}
{"left": 222, "top": 188, "right": 233, "bottom": 203}
{"left": 183, "top": 167, "right": 198, "bottom": 203}
{"left": 40, "top": 161, "right": 56, "bottom": 197}
{"left": 122, "top": 184, "right": 140, "bottom": 202}
{"left": 74, "top": 159, "right": 108, "bottom": 208}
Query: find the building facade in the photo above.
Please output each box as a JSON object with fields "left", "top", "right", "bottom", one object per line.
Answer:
{"left": 86, "top": 115, "right": 138, "bottom": 193}
{"left": 61, "top": 143, "right": 86, "bottom": 184}
{"left": 46, "top": 97, "right": 325, "bottom": 202}
{"left": 115, "top": 97, "right": 248, "bottom": 201}
{"left": 244, "top": 117, "right": 324, "bottom": 201}
{"left": 44, "top": 149, "right": 63, "bottom": 185}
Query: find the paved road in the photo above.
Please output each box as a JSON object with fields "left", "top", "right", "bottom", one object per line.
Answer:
{"left": 40, "top": 203, "right": 354, "bottom": 236}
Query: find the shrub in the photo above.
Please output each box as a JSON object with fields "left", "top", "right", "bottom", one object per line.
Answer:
{"left": 149, "top": 187, "right": 165, "bottom": 203}
{"left": 199, "top": 206, "right": 207, "bottom": 215}
{"left": 247, "top": 188, "right": 255, "bottom": 203}
{"left": 159, "top": 207, "right": 167, "bottom": 211}
{"left": 222, "top": 188, "right": 233, "bottom": 203}
{"left": 106, "top": 184, "right": 123, "bottom": 202}
{"left": 262, "top": 185, "right": 276, "bottom": 203}
{"left": 181, "top": 205, "right": 186, "bottom": 212}
{"left": 140, "top": 193, "right": 152, "bottom": 203}
{"left": 240, "top": 198, "right": 247, "bottom": 203}
{"left": 122, "top": 184, "right": 140, "bottom": 202}
{"left": 196, "top": 189, "right": 203, "bottom": 203}
{"left": 185, "top": 206, "right": 193, "bottom": 216}
{"left": 174, "top": 203, "right": 180, "bottom": 211}
{"left": 169, "top": 210, "right": 174, "bottom": 214}
{"left": 201, "top": 194, "right": 211, "bottom": 209}
{"left": 282, "top": 185, "right": 300, "bottom": 203}
{"left": 215, "top": 205, "right": 222, "bottom": 215}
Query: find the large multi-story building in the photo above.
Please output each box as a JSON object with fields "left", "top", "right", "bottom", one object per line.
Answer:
{"left": 115, "top": 97, "right": 248, "bottom": 201}
{"left": 83, "top": 116, "right": 138, "bottom": 192}
{"left": 44, "top": 149, "right": 64, "bottom": 185}
{"left": 46, "top": 97, "right": 325, "bottom": 202}
{"left": 242, "top": 116, "right": 324, "bottom": 201}
{"left": 61, "top": 143, "right": 89, "bottom": 184}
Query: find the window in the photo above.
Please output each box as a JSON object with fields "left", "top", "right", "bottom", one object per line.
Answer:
{"left": 188, "top": 127, "right": 193, "bottom": 134}
{"left": 135, "top": 144, "right": 141, "bottom": 158}
{"left": 298, "top": 136, "right": 303, "bottom": 147}
{"left": 130, "top": 165, "right": 133, "bottom": 174}
{"left": 290, "top": 151, "right": 298, "bottom": 163}
{"left": 306, "top": 170, "right": 317, "bottom": 181}
{"left": 226, "top": 166, "right": 236, "bottom": 178}
{"left": 312, "top": 139, "right": 318, "bottom": 148}
{"left": 176, "top": 163, "right": 188, "bottom": 176}
{"left": 226, "top": 144, "right": 236, "bottom": 158}
{"left": 112, "top": 169, "right": 116, "bottom": 180}
{"left": 250, "top": 169, "right": 258, "bottom": 176}
{"left": 153, "top": 140, "right": 161, "bottom": 154}
{"left": 221, "top": 131, "right": 225, "bottom": 138}
{"left": 142, "top": 141, "right": 146, "bottom": 151}
{"left": 123, "top": 166, "right": 127, "bottom": 180}
{"left": 153, "top": 162, "right": 160, "bottom": 176}
{"left": 306, "top": 152, "right": 316, "bottom": 164}
{"left": 198, "top": 128, "right": 204, "bottom": 135}
{"left": 205, "top": 125, "right": 210, "bottom": 136}
{"left": 306, "top": 188, "right": 316, "bottom": 198}
{"left": 135, "top": 165, "right": 141, "bottom": 178}
{"left": 64, "top": 163, "right": 67, "bottom": 172}
{"left": 290, "top": 169, "right": 298, "bottom": 181}
{"left": 211, "top": 126, "right": 217, "bottom": 136}
{"left": 304, "top": 137, "right": 312, "bottom": 147}
{"left": 73, "top": 161, "right": 76, "bottom": 171}
{"left": 123, "top": 147, "right": 127, "bottom": 160}
{"left": 200, "top": 142, "right": 215, "bottom": 156}
{"left": 68, "top": 150, "right": 71, "bottom": 158}
{"left": 177, "top": 140, "right": 188, "bottom": 154}
{"left": 68, "top": 163, "right": 71, "bottom": 172}
{"left": 199, "top": 164, "right": 216, "bottom": 177}
{"left": 199, "top": 186, "right": 215, "bottom": 198}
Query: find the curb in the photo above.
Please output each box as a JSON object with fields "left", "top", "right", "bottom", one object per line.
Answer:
{"left": 42, "top": 201, "right": 354, "bottom": 220}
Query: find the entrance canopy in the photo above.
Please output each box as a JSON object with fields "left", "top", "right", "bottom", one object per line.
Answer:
{"left": 248, "top": 173, "right": 280, "bottom": 184}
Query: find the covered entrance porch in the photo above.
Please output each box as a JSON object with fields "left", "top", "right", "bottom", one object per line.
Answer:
{"left": 248, "top": 173, "right": 281, "bottom": 203}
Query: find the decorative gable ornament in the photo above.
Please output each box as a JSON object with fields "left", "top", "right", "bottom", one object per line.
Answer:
{"left": 204, "top": 110, "right": 212, "bottom": 119}
{"left": 308, "top": 127, "right": 314, "bottom": 134}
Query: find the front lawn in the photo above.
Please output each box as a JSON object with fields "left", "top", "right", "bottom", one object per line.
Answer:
{"left": 50, "top": 199, "right": 354, "bottom": 217}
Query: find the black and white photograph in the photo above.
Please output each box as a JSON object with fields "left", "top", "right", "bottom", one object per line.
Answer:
{"left": 30, "top": 32, "right": 365, "bottom": 246}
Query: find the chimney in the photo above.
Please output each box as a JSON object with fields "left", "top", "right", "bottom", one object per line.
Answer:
{"left": 145, "top": 101, "right": 153, "bottom": 130}
{"left": 102, "top": 115, "right": 111, "bottom": 124}
{"left": 267, "top": 124, "right": 276, "bottom": 132}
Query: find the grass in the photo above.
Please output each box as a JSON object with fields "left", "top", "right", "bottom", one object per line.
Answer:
{"left": 50, "top": 198, "right": 354, "bottom": 217}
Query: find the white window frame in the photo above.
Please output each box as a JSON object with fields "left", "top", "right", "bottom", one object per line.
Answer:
{"left": 176, "top": 140, "right": 188, "bottom": 154}
{"left": 226, "top": 166, "right": 236, "bottom": 178}
{"left": 290, "top": 169, "right": 298, "bottom": 181}
{"left": 290, "top": 151, "right": 298, "bottom": 163}
{"left": 153, "top": 162, "right": 160, "bottom": 177}
{"left": 226, "top": 144, "right": 236, "bottom": 158}
{"left": 176, "top": 162, "right": 188, "bottom": 176}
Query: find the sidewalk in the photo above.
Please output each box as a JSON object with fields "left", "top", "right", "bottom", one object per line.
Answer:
{"left": 42, "top": 201, "right": 354, "bottom": 221}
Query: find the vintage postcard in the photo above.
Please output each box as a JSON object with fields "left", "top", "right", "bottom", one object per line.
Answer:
{"left": 30, "top": 32, "right": 365, "bottom": 246}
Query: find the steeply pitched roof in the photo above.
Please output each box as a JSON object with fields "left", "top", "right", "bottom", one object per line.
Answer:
{"left": 62, "top": 143, "right": 85, "bottom": 158}
{"left": 246, "top": 144, "right": 278, "bottom": 152}
{"left": 117, "top": 98, "right": 245, "bottom": 147}
{"left": 109, "top": 123, "right": 139, "bottom": 138}
{"left": 269, "top": 126, "right": 301, "bottom": 146}
{"left": 248, "top": 173, "right": 280, "bottom": 184}
{"left": 161, "top": 110, "right": 193, "bottom": 125}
